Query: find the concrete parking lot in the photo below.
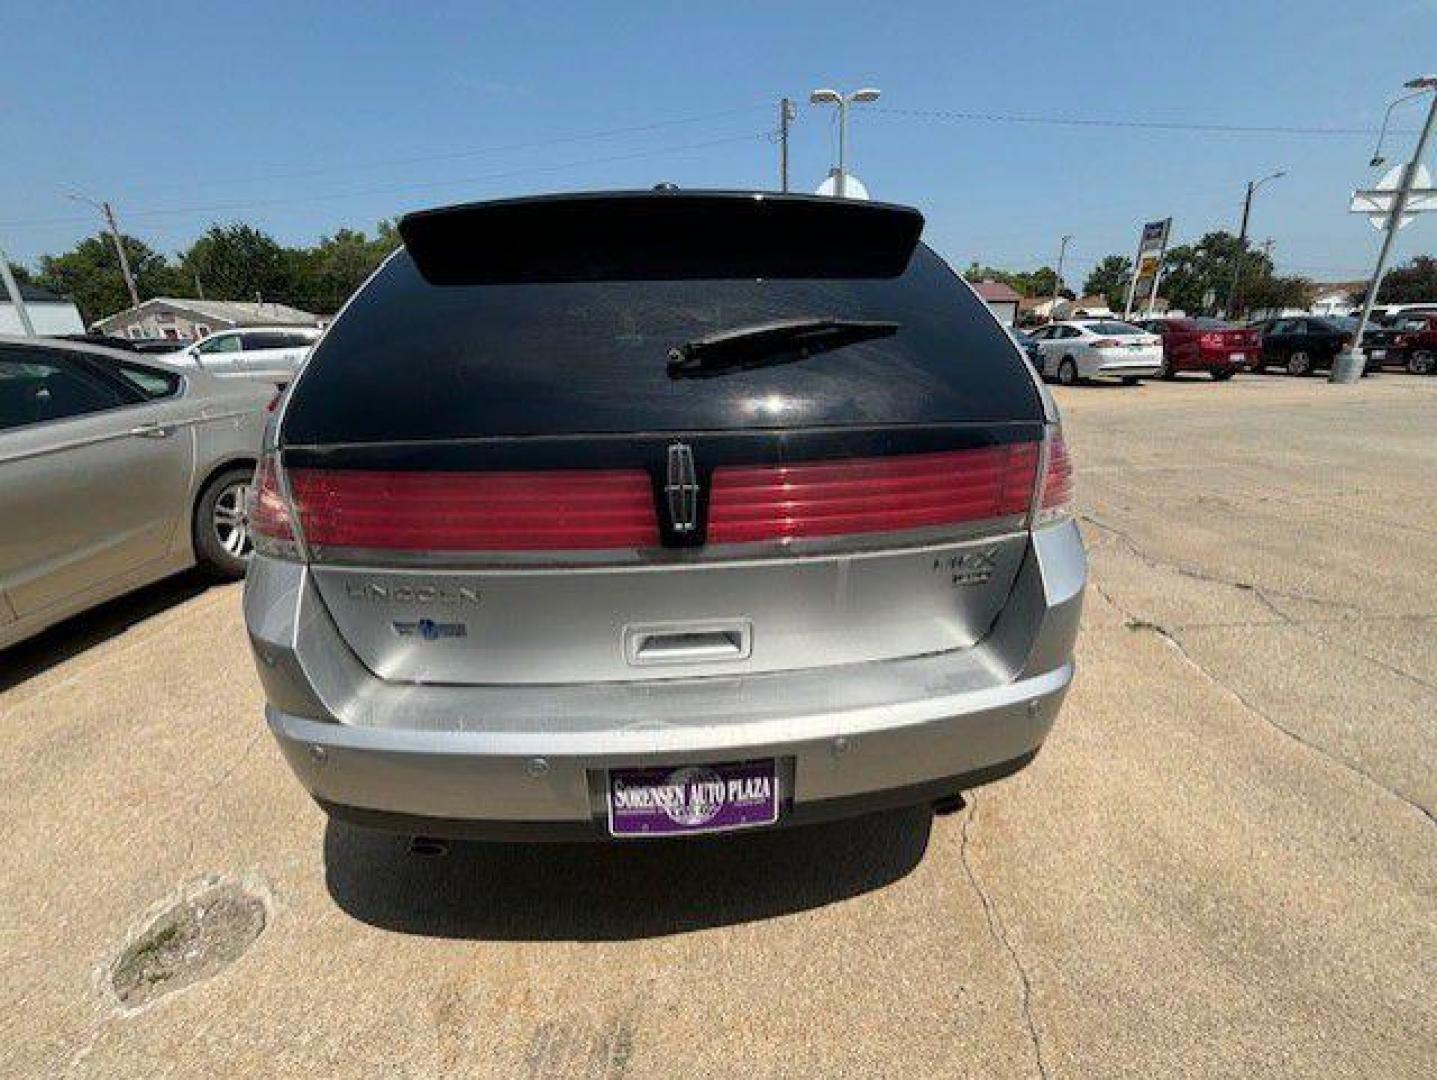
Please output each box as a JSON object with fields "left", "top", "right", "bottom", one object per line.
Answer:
{"left": 2, "top": 373, "right": 1434, "bottom": 1079}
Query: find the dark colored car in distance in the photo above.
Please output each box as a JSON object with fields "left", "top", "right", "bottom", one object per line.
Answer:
{"left": 1135, "top": 317, "right": 1260, "bottom": 380}
{"left": 1251, "top": 316, "right": 1352, "bottom": 376}
{"left": 1007, "top": 326, "right": 1045, "bottom": 371}
{"left": 1363, "top": 312, "right": 1437, "bottom": 374}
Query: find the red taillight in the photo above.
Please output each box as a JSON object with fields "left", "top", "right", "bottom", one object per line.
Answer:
{"left": 1035, "top": 431, "right": 1073, "bottom": 525}
{"left": 287, "top": 468, "right": 658, "bottom": 552}
{"left": 707, "top": 444, "right": 1039, "bottom": 545}
{"left": 249, "top": 454, "right": 297, "bottom": 557}
{"left": 1199, "top": 332, "right": 1223, "bottom": 349}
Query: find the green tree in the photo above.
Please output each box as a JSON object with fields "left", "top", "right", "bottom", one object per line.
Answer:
{"left": 6, "top": 262, "right": 33, "bottom": 285}
{"left": 1083, "top": 255, "right": 1132, "bottom": 310}
{"left": 181, "top": 223, "right": 294, "bottom": 304}
{"left": 962, "top": 262, "right": 1071, "bottom": 299}
{"left": 1159, "top": 231, "right": 1274, "bottom": 315}
{"left": 1376, "top": 256, "right": 1437, "bottom": 304}
{"left": 34, "top": 233, "right": 186, "bottom": 325}
{"left": 289, "top": 224, "right": 398, "bottom": 313}
{"left": 1240, "top": 274, "right": 1312, "bottom": 313}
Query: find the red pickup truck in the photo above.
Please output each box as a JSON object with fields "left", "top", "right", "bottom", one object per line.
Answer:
{"left": 1135, "top": 317, "right": 1261, "bottom": 380}
{"left": 1364, "top": 312, "right": 1437, "bottom": 375}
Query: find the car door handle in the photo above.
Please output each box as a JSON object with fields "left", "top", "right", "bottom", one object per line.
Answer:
{"left": 129, "top": 422, "right": 173, "bottom": 439}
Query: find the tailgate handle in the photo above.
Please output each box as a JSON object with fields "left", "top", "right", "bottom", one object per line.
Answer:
{"left": 625, "top": 621, "right": 752, "bottom": 665}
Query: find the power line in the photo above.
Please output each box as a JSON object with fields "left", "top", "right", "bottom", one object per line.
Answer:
{"left": 0, "top": 131, "right": 768, "bottom": 231}
{"left": 130, "top": 104, "right": 771, "bottom": 196}
{"left": 874, "top": 106, "right": 1403, "bottom": 138}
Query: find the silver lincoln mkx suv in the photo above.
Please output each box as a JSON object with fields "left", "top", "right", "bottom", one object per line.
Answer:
{"left": 244, "top": 190, "right": 1085, "bottom": 841}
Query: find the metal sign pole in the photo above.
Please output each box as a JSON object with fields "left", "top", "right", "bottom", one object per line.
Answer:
{"left": 1122, "top": 234, "right": 1143, "bottom": 319}
{"left": 1334, "top": 85, "right": 1437, "bottom": 383}
{"left": 0, "top": 237, "right": 35, "bottom": 336}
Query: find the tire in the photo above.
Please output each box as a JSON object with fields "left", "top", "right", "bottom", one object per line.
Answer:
{"left": 1409, "top": 350, "right": 1436, "bottom": 376}
{"left": 1058, "top": 357, "right": 1079, "bottom": 386}
{"left": 1121, "top": 376, "right": 1141, "bottom": 385}
{"left": 193, "top": 465, "right": 255, "bottom": 580}
{"left": 1212, "top": 369, "right": 1234, "bottom": 381}
{"left": 1286, "top": 350, "right": 1312, "bottom": 376}
{"left": 1158, "top": 355, "right": 1175, "bottom": 380}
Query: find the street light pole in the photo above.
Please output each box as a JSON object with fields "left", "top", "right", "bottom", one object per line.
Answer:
{"left": 1333, "top": 76, "right": 1437, "bottom": 384}
{"left": 68, "top": 193, "right": 140, "bottom": 309}
{"left": 809, "top": 87, "right": 881, "bottom": 198}
{"left": 1227, "top": 170, "right": 1284, "bottom": 317}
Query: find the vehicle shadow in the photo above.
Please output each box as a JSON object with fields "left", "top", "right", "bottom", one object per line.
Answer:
{"left": 0, "top": 570, "right": 211, "bottom": 693}
{"left": 323, "top": 805, "right": 933, "bottom": 941}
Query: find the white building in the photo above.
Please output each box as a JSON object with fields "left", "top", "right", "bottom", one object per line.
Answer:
{"left": 0, "top": 283, "right": 85, "bottom": 336}
{"left": 972, "top": 280, "right": 1021, "bottom": 326}
{"left": 91, "top": 297, "right": 322, "bottom": 342}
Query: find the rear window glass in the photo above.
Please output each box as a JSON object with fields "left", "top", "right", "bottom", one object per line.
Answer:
{"left": 282, "top": 244, "right": 1042, "bottom": 443}
{"left": 1194, "top": 318, "right": 1233, "bottom": 330}
{"left": 1082, "top": 321, "right": 1142, "bottom": 335}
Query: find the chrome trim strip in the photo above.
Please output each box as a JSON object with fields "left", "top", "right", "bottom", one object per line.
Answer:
{"left": 298, "top": 519, "right": 1029, "bottom": 572}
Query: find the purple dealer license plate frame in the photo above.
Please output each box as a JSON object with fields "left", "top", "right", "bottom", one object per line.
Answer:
{"left": 607, "top": 759, "right": 780, "bottom": 838}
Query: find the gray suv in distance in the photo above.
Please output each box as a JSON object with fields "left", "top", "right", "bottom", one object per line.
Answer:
{"left": 244, "top": 190, "right": 1085, "bottom": 841}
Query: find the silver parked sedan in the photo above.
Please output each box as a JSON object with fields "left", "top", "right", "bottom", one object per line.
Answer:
{"left": 245, "top": 191, "right": 1086, "bottom": 842}
{"left": 1, "top": 337, "right": 270, "bottom": 650}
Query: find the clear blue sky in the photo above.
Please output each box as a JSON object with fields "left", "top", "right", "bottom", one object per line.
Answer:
{"left": 3, "top": 0, "right": 1434, "bottom": 287}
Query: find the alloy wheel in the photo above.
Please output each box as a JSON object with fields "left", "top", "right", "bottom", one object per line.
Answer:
{"left": 212, "top": 479, "right": 253, "bottom": 559}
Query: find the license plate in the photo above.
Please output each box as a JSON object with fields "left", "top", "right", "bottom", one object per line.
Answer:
{"left": 1370, "top": 349, "right": 1386, "bottom": 360}
{"left": 1231, "top": 352, "right": 1246, "bottom": 362}
{"left": 607, "top": 759, "right": 779, "bottom": 837}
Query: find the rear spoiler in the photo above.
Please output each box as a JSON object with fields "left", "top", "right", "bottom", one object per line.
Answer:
{"left": 397, "top": 190, "right": 924, "bottom": 286}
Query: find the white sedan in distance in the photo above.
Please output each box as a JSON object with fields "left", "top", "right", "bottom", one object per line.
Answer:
{"left": 1029, "top": 320, "right": 1163, "bottom": 385}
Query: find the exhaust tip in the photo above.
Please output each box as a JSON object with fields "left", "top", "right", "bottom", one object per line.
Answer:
{"left": 932, "top": 792, "right": 967, "bottom": 817}
{"left": 407, "top": 835, "right": 450, "bottom": 858}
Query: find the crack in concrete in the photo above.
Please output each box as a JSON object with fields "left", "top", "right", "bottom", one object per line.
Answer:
{"left": 1093, "top": 579, "right": 1437, "bottom": 831}
{"left": 1246, "top": 589, "right": 1437, "bottom": 699}
{"left": 1084, "top": 509, "right": 1437, "bottom": 697}
{"left": 1079, "top": 512, "right": 1372, "bottom": 615}
{"left": 958, "top": 797, "right": 1050, "bottom": 1080}
{"left": 178, "top": 729, "right": 265, "bottom": 865}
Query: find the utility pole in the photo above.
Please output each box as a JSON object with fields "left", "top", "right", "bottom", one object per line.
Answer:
{"left": 1052, "top": 234, "right": 1071, "bottom": 319}
{"left": 1333, "top": 75, "right": 1437, "bottom": 383}
{"left": 1226, "top": 171, "right": 1284, "bottom": 318}
{"left": 778, "top": 97, "right": 796, "bottom": 192}
{"left": 102, "top": 201, "right": 140, "bottom": 309}
{"left": 67, "top": 193, "right": 140, "bottom": 309}
{"left": 0, "top": 235, "right": 36, "bottom": 336}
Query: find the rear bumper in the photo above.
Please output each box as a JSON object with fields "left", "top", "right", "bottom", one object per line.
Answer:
{"left": 1094, "top": 363, "right": 1161, "bottom": 379}
{"left": 248, "top": 521, "right": 1086, "bottom": 838}
{"left": 1087, "top": 350, "right": 1161, "bottom": 379}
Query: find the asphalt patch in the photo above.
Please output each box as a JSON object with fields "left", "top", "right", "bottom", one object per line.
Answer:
{"left": 110, "top": 879, "right": 266, "bottom": 1009}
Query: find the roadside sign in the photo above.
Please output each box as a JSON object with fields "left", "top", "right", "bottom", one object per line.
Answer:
{"left": 1125, "top": 217, "right": 1172, "bottom": 317}
{"left": 1350, "top": 163, "right": 1436, "bottom": 231}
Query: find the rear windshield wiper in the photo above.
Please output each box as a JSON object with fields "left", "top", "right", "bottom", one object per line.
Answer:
{"left": 667, "top": 317, "right": 899, "bottom": 377}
